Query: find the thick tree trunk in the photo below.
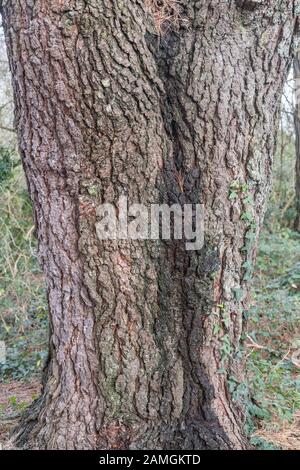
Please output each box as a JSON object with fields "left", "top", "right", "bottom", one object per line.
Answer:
{"left": 1, "top": 0, "right": 297, "bottom": 450}
{"left": 294, "top": 48, "right": 300, "bottom": 232}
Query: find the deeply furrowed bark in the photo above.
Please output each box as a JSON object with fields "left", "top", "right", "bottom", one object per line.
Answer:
{"left": 1, "top": 0, "right": 298, "bottom": 450}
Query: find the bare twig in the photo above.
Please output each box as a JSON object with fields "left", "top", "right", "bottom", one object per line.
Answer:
{"left": 246, "top": 334, "right": 266, "bottom": 351}
{"left": 270, "top": 348, "right": 291, "bottom": 374}
{"left": 0, "top": 100, "right": 12, "bottom": 112}
{"left": 145, "top": 0, "right": 187, "bottom": 34}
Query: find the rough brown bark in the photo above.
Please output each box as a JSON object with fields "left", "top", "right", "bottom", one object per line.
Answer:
{"left": 1, "top": 0, "right": 297, "bottom": 450}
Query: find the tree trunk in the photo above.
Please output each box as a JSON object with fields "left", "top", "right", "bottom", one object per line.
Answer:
{"left": 294, "top": 48, "right": 300, "bottom": 232}
{"left": 1, "top": 0, "right": 297, "bottom": 450}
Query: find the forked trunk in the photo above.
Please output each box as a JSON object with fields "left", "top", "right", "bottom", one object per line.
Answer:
{"left": 1, "top": 0, "right": 297, "bottom": 450}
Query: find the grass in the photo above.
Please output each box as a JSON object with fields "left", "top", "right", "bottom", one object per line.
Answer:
{"left": 0, "top": 148, "right": 48, "bottom": 381}
{"left": 247, "top": 228, "right": 300, "bottom": 449}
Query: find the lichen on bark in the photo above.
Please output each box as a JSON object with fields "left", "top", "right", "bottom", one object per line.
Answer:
{"left": 1, "top": 0, "right": 298, "bottom": 450}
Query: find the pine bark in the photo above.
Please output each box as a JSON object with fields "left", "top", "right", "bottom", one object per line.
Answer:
{"left": 1, "top": 0, "right": 297, "bottom": 450}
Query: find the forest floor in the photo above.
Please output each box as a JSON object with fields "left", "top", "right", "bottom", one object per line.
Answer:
{"left": 247, "top": 228, "right": 300, "bottom": 449}
{"left": 0, "top": 380, "right": 41, "bottom": 446}
{"left": 0, "top": 228, "right": 300, "bottom": 449}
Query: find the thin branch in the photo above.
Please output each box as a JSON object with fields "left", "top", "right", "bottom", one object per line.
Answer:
{"left": 0, "top": 124, "right": 15, "bottom": 133}
{"left": 0, "top": 100, "right": 12, "bottom": 112}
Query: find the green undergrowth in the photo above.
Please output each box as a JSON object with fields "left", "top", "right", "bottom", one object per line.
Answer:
{"left": 247, "top": 228, "right": 300, "bottom": 449}
{"left": 0, "top": 148, "right": 48, "bottom": 381}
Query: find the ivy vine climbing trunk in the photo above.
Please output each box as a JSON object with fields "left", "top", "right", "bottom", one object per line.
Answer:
{"left": 1, "top": 0, "right": 298, "bottom": 450}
